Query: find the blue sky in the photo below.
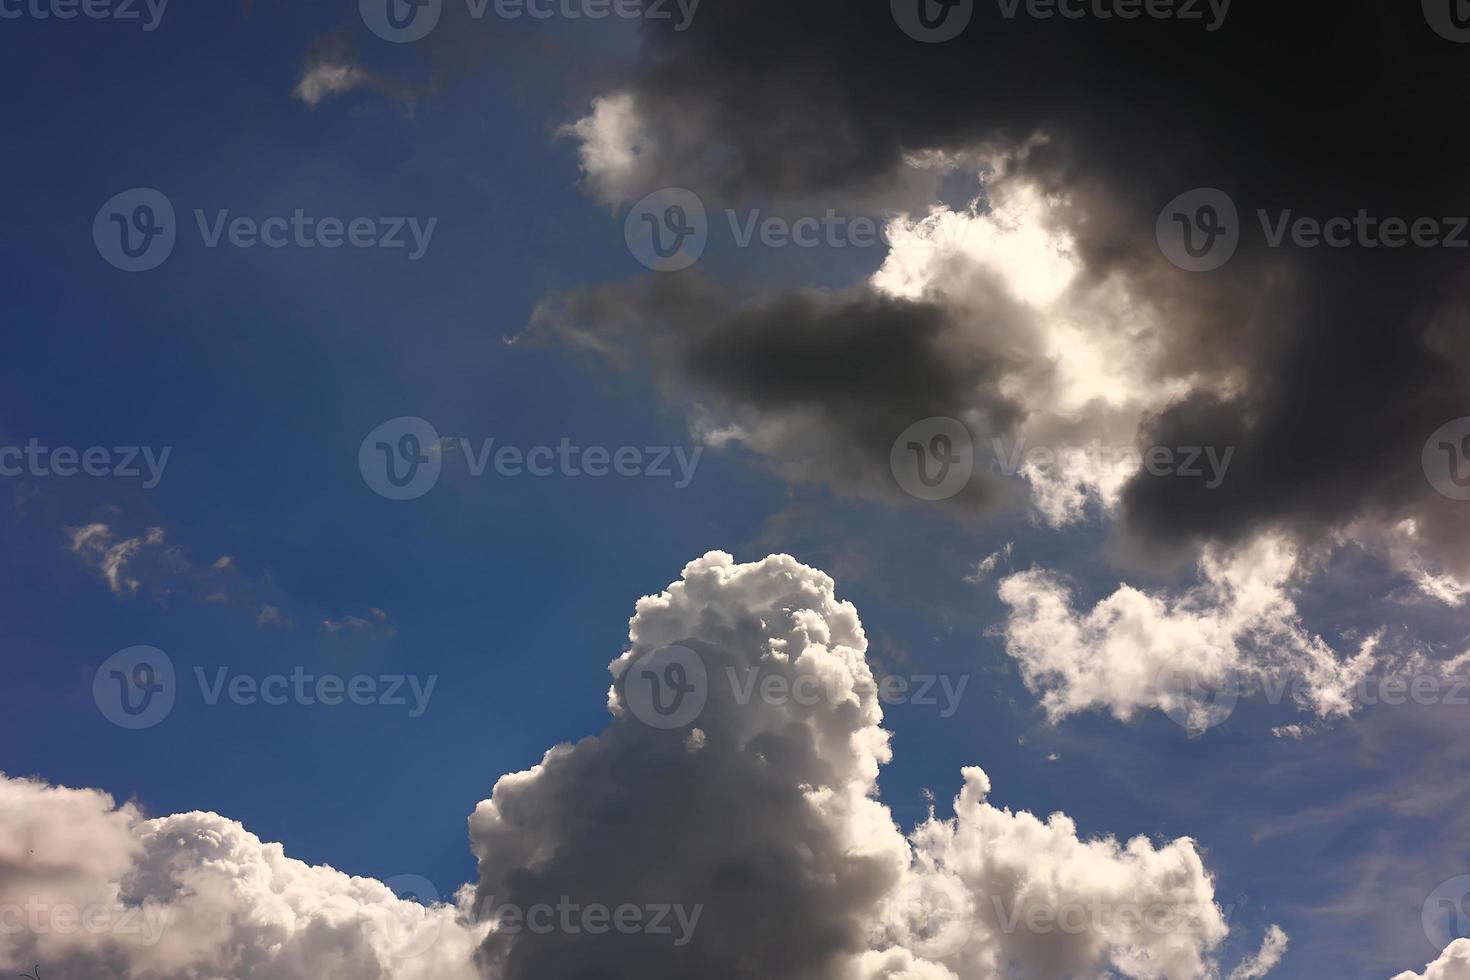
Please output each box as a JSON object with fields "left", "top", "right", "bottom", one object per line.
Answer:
{"left": 3, "top": 4, "right": 1470, "bottom": 979}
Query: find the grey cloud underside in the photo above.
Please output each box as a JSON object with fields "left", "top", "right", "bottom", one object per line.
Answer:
{"left": 525, "top": 274, "right": 1027, "bottom": 511}
{"left": 555, "top": 1, "right": 1470, "bottom": 569}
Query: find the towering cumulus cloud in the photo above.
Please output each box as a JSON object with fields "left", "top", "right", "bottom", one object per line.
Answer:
{"left": 1394, "top": 940, "right": 1470, "bottom": 980}
{"left": 2, "top": 552, "right": 1309, "bottom": 978}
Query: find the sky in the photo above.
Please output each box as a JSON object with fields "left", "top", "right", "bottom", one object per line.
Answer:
{"left": 2, "top": 2, "right": 1470, "bottom": 979}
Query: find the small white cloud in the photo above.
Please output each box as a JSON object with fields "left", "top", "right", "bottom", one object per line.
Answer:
{"left": 964, "top": 542, "right": 1013, "bottom": 584}
{"left": 67, "top": 523, "right": 147, "bottom": 596}
{"left": 322, "top": 610, "right": 395, "bottom": 636}
{"left": 257, "top": 604, "right": 290, "bottom": 628}
{"left": 997, "top": 532, "right": 1385, "bottom": 730}
{"left": 1228, "top": 924, "right": 1289, "bottom": 980}
{"left": 293, "top": 60, "right": 371, "bottom": 107}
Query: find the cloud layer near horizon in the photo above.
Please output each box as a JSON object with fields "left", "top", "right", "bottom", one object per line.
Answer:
{"left": 2, "top": 552, "right": 1307, "bottom": 979}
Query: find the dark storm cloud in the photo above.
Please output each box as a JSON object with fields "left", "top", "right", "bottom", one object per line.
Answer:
{"left": 565, "top": 0, "right": 1470, "bottom": 570}
{"left": 524, "top": 273, "right": 1029, "bottom": 509}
